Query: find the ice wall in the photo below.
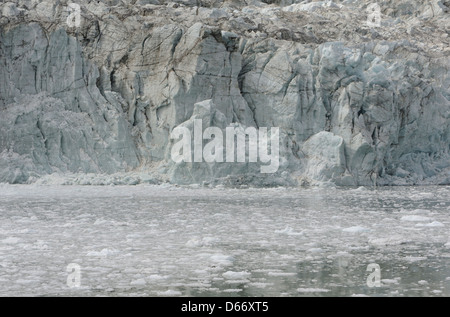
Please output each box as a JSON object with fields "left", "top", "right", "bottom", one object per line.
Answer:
{"left": 0, "top": 0, "right": 449, "bottom": 185}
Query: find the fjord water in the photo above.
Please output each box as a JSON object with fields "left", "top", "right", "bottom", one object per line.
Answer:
{"left": 0, "top": 184, "right": 449, "bottom": 297}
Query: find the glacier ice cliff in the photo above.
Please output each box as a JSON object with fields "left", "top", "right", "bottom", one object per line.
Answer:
{"left": 0, "top": 0, "right": 449, "bottom": 186}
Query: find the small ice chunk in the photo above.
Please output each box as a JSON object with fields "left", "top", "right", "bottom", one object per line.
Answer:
{"left": 248, "top": 282, "right": 272, "bottom": 288}
{"left": 222, "top": 289, "right": 242, "bottom": 293}
{"left": 15, "top": 279, "right": 37, "bottom": 285}
{"left": 342, "top": 226, "right": 369, "bottom": 233}
{"left": 222, "top": 271, "right": 251, "bottom": 279}
{"left": 86, "top": 248, "right": 118, "bottom": 257}
{"left": 130, "top": 279, "right": 147, "bottom": 286}
{"left": 431, "top": 290, "right": 442, "bottom": 294}
{"left": 93, "top": 219, "right": 108, "bottom": 225}
{"left": 351, "top": 294, "right": 370, "bottom": 297}
{"left": 405, "top": 256, "right": 427, "bottom": 262}
{"left": 1, "top": 237, "right": 20, "bottom": 244}
{"left": 186, "top": 236, "right": 219, "bottom": 247}
{"left": 418, "top": 280, "right": 428, "bottom": 285}
{"left": 400, "top": 215, "right": 432, "bottom": 222}
{"left": 275, "top": 226, "right": 302, "bottom": 235}
{"left": 297, "top": 288, "right": 330, "bottom": 293}
{"left": 185, "top": 238, "right": 203, "bottom": 247}
{"left": 369, "top": 235, "right": 409, "bottom": 246}
{"left": 415, "top": 221, "right": 444, "bottom": 227}
{"left": 225, "top": 279, "right": 250, "bottom": 284}
{"left": 267, "top": 272, "right": 296, "bottom": 277}
{"left": 148, "top": 274, "right": 167, "bottom": 281}
{"left": 210, "top": 254, "right": 234, "bottom": 266}
{"left": 307, "top": 248, "right": 324, "bottom": 253}
{"left": 381, "top": 279, "right": 399, "bottom": 285}
{"left": 156, "top": 290, "right": 182, "bottom": 296}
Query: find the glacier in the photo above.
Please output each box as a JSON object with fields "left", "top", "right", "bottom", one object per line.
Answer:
{"left": 0, "top": 0, "right": 449, "bottom": 186}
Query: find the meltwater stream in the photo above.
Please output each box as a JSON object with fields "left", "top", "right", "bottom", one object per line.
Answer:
{"left": 0, "top": 184, "right": 449, "bottom": 297}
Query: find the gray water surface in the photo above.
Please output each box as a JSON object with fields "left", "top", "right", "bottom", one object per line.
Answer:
{"left": 0, "top": 184, "right": 449, "bottom": 296}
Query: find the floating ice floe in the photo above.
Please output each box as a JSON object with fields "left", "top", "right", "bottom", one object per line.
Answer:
{"left": 381, "top": 278, "right": 400, "bottom": 285}
{"left": 185, "top": 236, "right": 219, "bottom": 247}
{"left": 351, "top": 294, "right": 370, "bottom": 297}
{"left": 274, "top": 226, "right": 302, "bottom": 235}
{"left": 400, "top": 215, "right": 432, "bottom": 222}
{"left": 156, "top": 290, "right": 182, "bottom": 296}
{"left": 210, "top": 254, "right": 234, "bottom": 267}
{"left": 307, "top": 248, "right": 325, "bottom": 253}
{"left": 267, "top": 272, "right": 297, "bottom": 277}
{"left": 297, "top": 288, "right": 330, "bottom": 293}
{"left": 86, "top": 248, "right": 119, "bottom": 257}
{"left": 415, "top": 221, "right": 445, "bottom": 227}
{"left": 130, "top": 279, "right": 147, "bottom": 286}
{"left": 1, "top": 237, "right": 20, "bottom": 244}
{"left": 222, "top": 289, "right": 242, "bottom": 293}
{"left": 222, "top": 271, "right": 251, "bottom": 279}
{"left": 418, "top": 280, "right": 428, "bottom": 285}
{"left": 342, "top": 226, "right": 370, "bottom": 233}
{"left": 148, "top": 274, "right": 168, "bottom": 281}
